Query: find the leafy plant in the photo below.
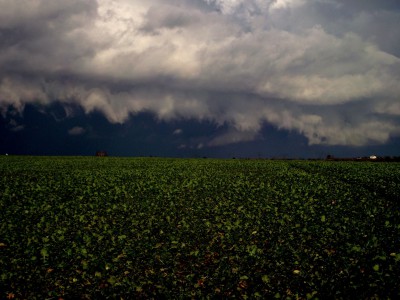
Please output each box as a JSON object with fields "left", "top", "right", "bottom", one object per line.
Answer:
{"left": 0, "top": 156, "right": 399, "bottom": 298}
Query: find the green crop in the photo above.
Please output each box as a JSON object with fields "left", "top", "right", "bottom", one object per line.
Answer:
{"left": 0, "top": 156, "right": 399, "bottom": 299}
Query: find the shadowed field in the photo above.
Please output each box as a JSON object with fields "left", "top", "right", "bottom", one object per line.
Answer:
{"left": 1, "top": 157, "right": 399, "bottom": 299}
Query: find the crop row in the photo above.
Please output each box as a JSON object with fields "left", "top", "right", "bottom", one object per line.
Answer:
{"left": 0, "top": 157, "right": 399, "bottom": 299}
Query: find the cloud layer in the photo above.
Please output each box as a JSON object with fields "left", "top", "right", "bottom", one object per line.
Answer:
{"left": 1, "top": 0, "right": 399, "bottom": 146}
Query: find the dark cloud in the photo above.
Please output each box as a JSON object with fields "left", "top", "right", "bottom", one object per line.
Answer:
{"left": 140, "top": 5, "right": 203, "bottom": 32}
{"left": 0, "top": 0, "right": 399, "bottom": 149}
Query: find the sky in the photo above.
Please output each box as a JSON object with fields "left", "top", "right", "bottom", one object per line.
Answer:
{"left": 1, "top": 0, "right": 400, "bottom": 158}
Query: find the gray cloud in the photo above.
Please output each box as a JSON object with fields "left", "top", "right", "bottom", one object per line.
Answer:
{"left": 173, "top": 128, "right": 183, "bottom": 135}
{"left": 7, "top": 118, "right": 24, "bottom": 132}
{"left": 68, "top": 126, "right": 86, "bottom": 136}
{"left": 0, "top": 0, "right": 399, "bottom": 147}
{"left": 207, "top": 129, "right": 260, "bottom": 147}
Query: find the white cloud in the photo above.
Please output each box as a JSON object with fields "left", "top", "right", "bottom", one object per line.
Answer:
{"left": 269, "top": 0, "right": 306, "bottom": 11}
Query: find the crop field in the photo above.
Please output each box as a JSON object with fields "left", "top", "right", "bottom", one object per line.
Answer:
{"left": 1, "top": 156, "right": 399, "bottom": 299}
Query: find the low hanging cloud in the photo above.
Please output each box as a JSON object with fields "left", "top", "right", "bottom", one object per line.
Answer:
{"left": 0, "top": 0, "right": 399, "bottom": 147}
{"left": 68, "top": 126, "right": 86, "bottom": 136}
{"left": 173, "top": 128, "right": 183, "bottom": 135}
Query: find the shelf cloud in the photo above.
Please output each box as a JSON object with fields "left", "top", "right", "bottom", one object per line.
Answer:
{"left": 1, "top": 0, "right": 399, "bottom": 147}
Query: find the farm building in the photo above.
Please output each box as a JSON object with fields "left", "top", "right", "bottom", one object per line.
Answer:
{"left": 95, "top": 151, "right": 108, "bottom": 157}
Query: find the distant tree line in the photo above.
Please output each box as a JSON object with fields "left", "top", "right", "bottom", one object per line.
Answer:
{"left": 326, "top": 155, "right": 400, "bottom": 162}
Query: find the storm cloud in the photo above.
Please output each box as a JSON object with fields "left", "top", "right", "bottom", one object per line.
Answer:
{"left": 1, "top": 0, "right": 399, "bottom": 147}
